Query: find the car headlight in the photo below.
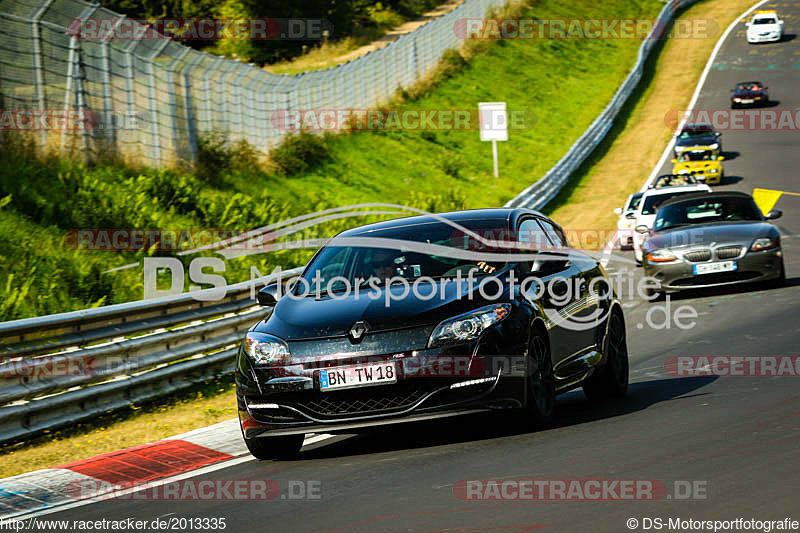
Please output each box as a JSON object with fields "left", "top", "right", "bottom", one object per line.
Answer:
{"left": 243, "top": 332, "right": 290, "bottom": 365}
{"left": 750, "top": 237, "right": 779, "bottom": 252}
{"left": 733, "top": 98, "right": 741, "bottom": 102}
{"left": 709, "top": 143, "right": 719, "bottom": 150}
{"left": 428, "top": 304, "right": 511, "bottom": 348}
{"left": 677, "top": 169, "right": 689, "bottom": 174}
{"left": 708, "top": 168, "right": 719, "bottom": 173}
{"left": 647, "top": 250, "right": 677, "bottom": 263}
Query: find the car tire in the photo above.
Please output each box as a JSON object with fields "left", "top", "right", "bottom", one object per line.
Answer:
{"left": 583, "top": 310, "right": 629, "bottom": 401}
{"left": 244, "top": 434, "right": 304, "bottom": 460}
{"left": 525, "top": 330, "right": 556, "bottom": 427}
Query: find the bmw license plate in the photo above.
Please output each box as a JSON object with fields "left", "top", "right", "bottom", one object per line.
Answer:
{"left": 693, "top": 261, "right": 737, "bottom": 275}
{"left": 319, "top": 362, "right": 397, "bottom": 391}
{"left": 740, "top": 99, "right": 754, "bottom": 104}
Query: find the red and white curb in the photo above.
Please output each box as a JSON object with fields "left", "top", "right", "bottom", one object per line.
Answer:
{"left": 0, "top": 420, "right": 331, "bottom": 519}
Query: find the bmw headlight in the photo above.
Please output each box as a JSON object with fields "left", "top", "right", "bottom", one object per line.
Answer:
{"left": 750, "top": 237, "right": 778, "bottom": 252}
{"left": 428, "top": 304, "right": 511, "bottom": 348}
{"left": 709, "top": 143, "right": 719, "bottom": 150}
{"left": 243, "top": 332, "right": 290, "bottom": 365}
{"left": 708, "top": 168, "right": 719, "bottom": 173}
{"left": 646, "top": 249, "right": 677, "bottom": 263}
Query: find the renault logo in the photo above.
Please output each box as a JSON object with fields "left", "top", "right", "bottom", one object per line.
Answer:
{"left": 348, "top": 321, "right": 369, "bottom": 343}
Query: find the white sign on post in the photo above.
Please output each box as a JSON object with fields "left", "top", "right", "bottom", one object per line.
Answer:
{"left": 478, "top": 102, "right": 507, "bottom": 178}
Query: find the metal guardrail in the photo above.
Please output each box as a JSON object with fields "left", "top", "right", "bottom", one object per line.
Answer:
{"left": 0, "top": 268, "right": 302, "bottom": 444}
{"left": 505, "top": 0, "right": 700, "bottom": 211}
{"left": 0, "top": 0, "right": 703, "bottom": 444}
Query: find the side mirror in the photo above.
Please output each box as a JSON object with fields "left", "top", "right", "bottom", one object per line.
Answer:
{"left": 671, "top": 159, "right": 678, "bottom": 164}
{"left": 635, "top": 225, "right": 650, "bottom": 234}
{"left": 257, "top": 283, "right": 281, "bottom": 306}
{"left": 766, "top": 209, "right": 782, "bottom": 220}
{"left": 717, "top": 156, "right": 725, "bottom": 161}
{"left": 613, "top": 207, "right": 623, "bottom": 215}
{"left": 716, "top": 131, "right": 722, "bottom": 136}
{"left": 625, "top": 212, "right": 637, "bottom": 219}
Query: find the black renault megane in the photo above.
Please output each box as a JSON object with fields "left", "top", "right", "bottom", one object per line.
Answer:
{"left": 236, "top": 208, "right": 629, "bottom": 459}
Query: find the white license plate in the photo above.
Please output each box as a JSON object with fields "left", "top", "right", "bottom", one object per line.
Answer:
{"left": 693, "top": 261, "right": 737, "bottom": 275}
{"left": 740, "top": 99, "right": 754, "bottom": 104}
{"left": 319, "top": 362, "right": 397, "bottom": 391}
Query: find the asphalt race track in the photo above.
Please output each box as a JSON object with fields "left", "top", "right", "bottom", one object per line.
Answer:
{"left": 44, "top": 2, "right": 800, "bottom": 531}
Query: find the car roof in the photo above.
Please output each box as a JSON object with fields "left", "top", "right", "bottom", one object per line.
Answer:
{"left": 735, "top": 81, "right": 762, "bottom": 86}
{"left": 682, "top": 123, "right": 712, "bottom": 129}
{"left": 657, "top": 191, "right": 753, "bottom": 208}
{"left": 336, "top": 208, "right": 532, "bottom": 237}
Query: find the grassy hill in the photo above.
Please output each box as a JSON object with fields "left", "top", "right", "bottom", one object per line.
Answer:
{"left": 0, "top": 0, "right": 662, "bottom": 320}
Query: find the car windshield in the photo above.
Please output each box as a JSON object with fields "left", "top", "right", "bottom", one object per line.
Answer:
{"left": 641, "top": 191, "right": 703, "bottom": 216}
{"left": 736, "top": 83, "right": 761, "bottom": 91}
{"left": 655, "top": 175, "right": 697, "bottom": 188}
{"left": 753, "top": 17, "right": 776, "bottom": 24}
{"left": 298, "top": 219, "right": 516, "bottom": 293}
{"left": 654, "top": 196, "right": 763, "bottom": 231}
{"left": 679, "top": 151, "right": 716, "bottom": 162}
{"left": 679, "top": 126, "right": 712, "bottom": 138}
{"left": 626, "top": 194, "right": 643, "bottom": 210}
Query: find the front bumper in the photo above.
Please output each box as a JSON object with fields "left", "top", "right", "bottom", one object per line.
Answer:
{"left": 747, "top": 33, "right": 781, "bottom": 43}
{"left": 643, "top": 247, "right": 783, "bottom": 291}
{"left": 236, "top": 325, "right": 530, "bottom": 439}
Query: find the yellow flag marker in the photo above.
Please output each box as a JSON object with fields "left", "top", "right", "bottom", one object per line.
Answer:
{"left": 752, "top": 188, "right": 783, "bottom": 215}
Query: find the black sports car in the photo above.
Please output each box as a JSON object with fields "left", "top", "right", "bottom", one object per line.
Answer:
{"left": 730, "top": 81, "right": 769, "bottom": 108}
{"left": 236, "top": 208, "right": 630, "bottom": 459}
{"left": 673, "top": 123, "right": 722, "bottom": 157}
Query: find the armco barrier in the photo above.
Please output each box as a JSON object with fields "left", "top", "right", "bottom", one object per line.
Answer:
{"left": 0, "top": 268, "right": 302, "bottom": 444}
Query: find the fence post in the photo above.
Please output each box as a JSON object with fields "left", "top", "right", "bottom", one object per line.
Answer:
{"left": 31, "top": 0, "right": 55, "bottom": 148}
{"left": 100, "top": 15, "right": 126, "bottom": 144}
{"left": 166, "top": 47, "right": 190, "bottom": 161}
{"left": 146, "top": 37, "right": 171, "bottom": 165}
{"left": 61, "top": 3, "right": 98, "bottom": 158}
{"left": 184, "top": 52, "right": 205, "bottom": 159}
{"left": 202, "top": 56, "right": 225, "bottom": 133}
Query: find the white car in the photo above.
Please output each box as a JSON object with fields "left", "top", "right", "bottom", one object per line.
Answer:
{"left": 746, "top": 10, "right": 783, "bottom": 43}
{"left": 632, "top": 184, "right": 712, "bottom": 265}
{"left": 614, "top": 192, "right": 643, "bottom": 250}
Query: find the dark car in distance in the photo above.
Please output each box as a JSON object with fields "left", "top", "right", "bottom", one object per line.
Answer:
{"left": 731, "top": 81, "right": 769, "bottom": 108}
{"left": 674, "top": 123, "right": 722, "bottom": 157}
{"left": 236, "top": 209, "right": 630, "bottom": 459}
{"left": 640, "top": 192, "right": 784, "bottom": 298}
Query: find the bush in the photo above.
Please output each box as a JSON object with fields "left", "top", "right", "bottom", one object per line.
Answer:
{"left": 268, "top": 131, "right": 331, "bottom": 176}
{"left": 195, "top": 133, "right": 232, "bottom": 186}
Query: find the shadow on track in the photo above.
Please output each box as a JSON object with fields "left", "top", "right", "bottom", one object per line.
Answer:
{"left": 297, "top": 376, "right": 715, "bottom": 460}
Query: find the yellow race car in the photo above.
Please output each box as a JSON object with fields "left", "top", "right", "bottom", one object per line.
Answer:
{"left": 671, "top": 147, "right": 725, "bottom": 185}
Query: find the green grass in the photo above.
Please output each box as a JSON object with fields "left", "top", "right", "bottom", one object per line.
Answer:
{"left": 0, "top": 0, "right": 663, "bottom": 321}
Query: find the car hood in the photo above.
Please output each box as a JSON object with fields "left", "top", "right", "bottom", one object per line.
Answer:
{"left": 749, "top": 23, "right": 780, "bottom": 33}
{"left": 256, "top": 275, "right": 510, "bottom": 341}
{"left": 644, "top": 221, "right": 778, "bottom": 251}
{"left": 673, "top": 160, "right": 721, "bottom": 172}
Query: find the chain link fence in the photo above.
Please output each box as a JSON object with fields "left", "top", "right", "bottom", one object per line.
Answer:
{"left": 0, "top": 0, "right": 504, "bottom": 165}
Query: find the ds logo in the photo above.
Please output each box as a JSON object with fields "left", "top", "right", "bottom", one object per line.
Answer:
{"left": 143, "top": 257, "right": 227, "bottom": 302}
